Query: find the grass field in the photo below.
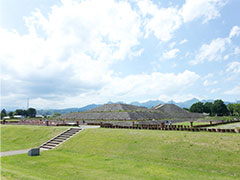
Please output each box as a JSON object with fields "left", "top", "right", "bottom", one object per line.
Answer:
{"left": 1, "top": 125, "right": 67, "bottom": 152}
{"left": 1, "top": 128, "right": 240, "bottom": 180}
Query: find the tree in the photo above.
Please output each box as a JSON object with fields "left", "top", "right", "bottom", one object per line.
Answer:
{"left": 227, "top": 104, "right": 235, "bottom": 116}
{"left": 1, "top": 109, "right": 7, "bottom": 119}
{"left": 15, "top": 109, "right": 27, "bottom": 116}
{"left": 8, "top": 111, "right": 14, "bottom": 118}
{"left": 190, "top": 102, "right": 204, "bottom": 113}
{"left": 211, "top": 99, "right": 229, "bottom": 116}
{"left": 27, "top": 108, "right": 36, "bottom": 118}
{"left": 203, "top": 102, "right": 213, "bottom": 115}
{"left": 233, "top": 104, "right": 240, "bottom": 116}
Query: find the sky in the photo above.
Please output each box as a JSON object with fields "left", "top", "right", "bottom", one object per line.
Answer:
{"left": 0, "top": 0, "right": 240, "bottom": 109}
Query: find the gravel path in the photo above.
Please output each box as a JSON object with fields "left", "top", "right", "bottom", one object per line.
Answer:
{"left": 1, "top": 149, "right": 31, "bottom": 157}
{"left": 208, "top": 123, "right": 240, "bottom": 129}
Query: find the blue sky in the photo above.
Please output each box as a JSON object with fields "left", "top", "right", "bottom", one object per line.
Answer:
{"left": 1, "top": 0, "right": 240, "bottom": 109}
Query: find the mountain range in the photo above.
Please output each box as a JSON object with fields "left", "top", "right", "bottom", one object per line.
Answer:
{"left": 35, "top": 98, "right": 239, "bottom": 115}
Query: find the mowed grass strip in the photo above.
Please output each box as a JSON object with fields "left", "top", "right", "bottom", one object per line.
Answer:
{"left": 2, "top": 128, "right": 240, "bottom": 180}
{"left": 1, "top": 125, "right": 68, "bottom": 152}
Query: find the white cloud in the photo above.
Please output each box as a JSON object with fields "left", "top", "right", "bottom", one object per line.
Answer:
{"left": 203, "top": 80, "right": 218, "bottom": 86}
{"left": 229, "top": 26, "right": 240, "bottom": 39}
{"left": 169, "top": 42, "right": 176, "bottom": 48}
{"left": 224, "top": 85, "right": 240, "bottom": 95}
{"left": 226, "top": 62, "right": 240, "bottom": 74}
{"left": 162, "top": 48, "right": 180, "bottom": 59}
{"left": 0, "top": 0, "right": 203, "bottom": 109}
{"left": 234, "top": 47, "right": 240, "bottom": 55}
{"left": 0, "top": 0, "right": 143, "bottom": 108}
{"left": 223, "top": 54, "right": 229, "bottom": 60}
{"left": 180, "top": 0, "right": 227, "bottom": 23}
{"left": 191, "top": 25, "right": 240, "bottom": 65}
{"left": 190, "top": 38, "right": 229, "bottom": 65}
{"left": 99, "top": 70, "right": 200, "bottom": 101}
{"left": 137, "top": 0, "right": 182, "bottom": 42}
{"left": 179, "top": 39, "right": 188, "bottom": 44}
{"left": 210, "top": 88, "right": 220, "bottom": 94}
{"left": 137, "top": 0, "right": 228, "bottom": 42}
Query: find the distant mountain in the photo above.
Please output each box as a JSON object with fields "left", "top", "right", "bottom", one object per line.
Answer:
{"left": 5, "top": 98, "right": 240, "bottom": 115}
{"left": 175, "top": 98, "right": 200, "bottom": 108}
{"left": 131, "top": 100, "right": 165, "bottom": 108}
{"left": 37, "top": 104, "right": 101, "bottom": 115}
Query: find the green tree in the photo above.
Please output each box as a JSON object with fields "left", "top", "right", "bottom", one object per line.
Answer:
{"left": 227, "top": 104, "right": 235, "bottom": 116}
{"left": 203, "top": 102, "right": 213, "bottom": 115}
{"left": 15, "top": 109, "right": 27, "bottom": 116}
{"left": 27, "top": 108, "right": 37, "bottom": 118}
{"left": 8, "top": 111, "right": 14, "bottom": 118}
{"left": 211, "top": 100, "right": 229, "bottom": 116}
{"left": 190, "top": 102, "right": 204, "bottom": 113}
{"left": 1, "top": 109, "right": 7, "bottom": 119}
{"left": 233, "top": 104, "right": 240, "bottom": 116}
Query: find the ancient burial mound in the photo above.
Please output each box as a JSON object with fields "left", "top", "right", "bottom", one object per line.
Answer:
{"left": 59, "top": 103, "right": 170, "bottom": 121}
{"left": 152, "top": 104, "right": 205, "bottom": 119}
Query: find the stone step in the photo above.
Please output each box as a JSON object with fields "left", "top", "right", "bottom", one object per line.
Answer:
{"left": 62, "top": 132, "right": 76, "bottom": 135}
{"left": 55, "top": 136, "right": 69, "bottom": 139}
{"left": 45, "top": 143, "right": 57, "bottom": 147}
{"left": 48, "top": 141, "right": 61, "bottom": 145}
{"left": 59, "top": 134, "right": 72, "bottom": 137}
{"left": 39, "top": 128, "right": 82, "bottom": 150}
{"left": 41, "top": 145, "right": 54, "bottom": 149}
{"left": 50, "top": 139, "right": 64, "bottom": 143}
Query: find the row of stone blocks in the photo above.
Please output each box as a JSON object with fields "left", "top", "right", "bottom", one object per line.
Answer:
{"left": 101, "top": 124, "right": 239, "bottom": 133}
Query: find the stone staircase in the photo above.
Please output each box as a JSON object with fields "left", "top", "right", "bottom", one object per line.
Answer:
{"left": 40, "top": 127, "right": 82, "bottom": 150}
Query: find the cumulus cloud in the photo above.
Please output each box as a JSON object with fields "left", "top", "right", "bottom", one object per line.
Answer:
{"left": 179, "top": 39, "right": 188, "bottom": 45}
{"left": 162, "top": 48, "right": 180, "bottom": 59}
{"left": 0, "top": 0, "right": 142, "bottom": 107}
{"left": 224, "top": 85, "right": 240, "bottom": 95}
{"left": 1, "top": 0, "right": 204, "bottom": 108}
{"left": 234, "top": 47, "right": 240, "bottom": 55}
{"left": 180, "top": 0, "right": 227, "bottom": 23}
{"left": 190, "top": 25, "right": 240, "bottom": 65}
{"left": 203, "top": 80, "right": 218, "bottom": 86}
{"left": 99, "top": 70, "right": 200, "bottom": 101}
{"left": 136, "top": 0, "right": 227, "bottom": 42}
{"left": 137, "top": 0, "right": 182, "bottom": 42}
{"left": 190, "top": 38, "right": 229, "bottom": 65}
{"left": 226, "top": 61, "right": 240, "bottom": 74}
{"left": 229, "top": 26, "right": 240, "bottom": 39}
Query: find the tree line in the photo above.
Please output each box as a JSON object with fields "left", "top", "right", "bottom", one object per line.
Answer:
{"left": 1, "top": 108, "right": 37, "bottom": 119}
{"left": 189, "top": 99, "right": 240, "bottom": 116}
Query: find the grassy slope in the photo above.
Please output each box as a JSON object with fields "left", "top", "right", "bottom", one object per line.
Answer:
{"left": 1, "top": 125, "right": 67, "bottom": 152}
{"left": 2, "top": 128, "right": 240, "bottom": 180}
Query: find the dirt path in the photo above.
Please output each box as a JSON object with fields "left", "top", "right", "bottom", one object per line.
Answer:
{"left": 208, "top": 123, "right": 240, "bottom": 129}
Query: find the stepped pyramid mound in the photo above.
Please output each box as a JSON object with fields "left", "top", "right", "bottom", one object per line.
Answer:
{"left": 87, "top": 103, "right": 148, "bottom": 112}
{"left": 59, "top": 103, "right": 170, "bottom": 121}
{"left": 153, "top": 104, "right": 204, "bottom": 118}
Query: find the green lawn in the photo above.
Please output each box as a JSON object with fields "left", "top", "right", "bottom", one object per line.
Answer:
{"left": 1, "top": 125, "right": 67, "bottom": 152}
{"left": 1, "top": 128, "right": 240, "bottom": 180}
